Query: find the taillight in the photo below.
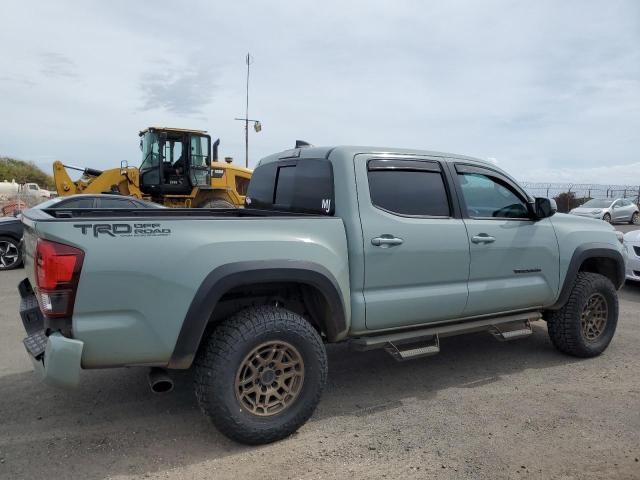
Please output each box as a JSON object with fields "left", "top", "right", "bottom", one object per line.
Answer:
{"left": 35, "top": 239, "right": 84, "bottom": 318}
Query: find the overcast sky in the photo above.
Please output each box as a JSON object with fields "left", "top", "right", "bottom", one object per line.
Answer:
{"left": 1, "top": 0, "right": 638, "bottom": 184}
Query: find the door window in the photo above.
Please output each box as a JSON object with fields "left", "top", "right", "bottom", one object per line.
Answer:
{"left": 458, "top": 171, "right": 529, "bottom": 219}
{"left": 367, "top": 161, "right": 450, "bottom": 217}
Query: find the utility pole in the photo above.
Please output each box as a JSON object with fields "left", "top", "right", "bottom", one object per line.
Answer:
{"left": 235, "top": 53, "right": 261, "bottom": 168}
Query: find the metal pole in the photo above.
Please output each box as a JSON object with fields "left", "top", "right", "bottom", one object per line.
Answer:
{"left": 245, "top": 53, "right": 251, "bottom": 168}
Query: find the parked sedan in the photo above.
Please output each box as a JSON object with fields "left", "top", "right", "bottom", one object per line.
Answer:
{"left": 570, "top": 198, "right": 639, "bottom": 224}
{"left": 624, "top": 230, "right": 640, "bottom": 282}
{"left": 0, "top": 194, "right": 163, "bottom": 270}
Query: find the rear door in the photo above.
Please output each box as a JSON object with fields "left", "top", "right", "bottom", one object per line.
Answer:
{"left": 451, "top": 163, "right": 559, "bottom": 316}
{"left": 355, "top": 155, "right": 470, "bottom": 330}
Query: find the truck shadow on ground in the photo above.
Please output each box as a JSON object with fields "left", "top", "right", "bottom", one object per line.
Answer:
{"left": 0, "top": 321, "right": 590, "bottom": 479}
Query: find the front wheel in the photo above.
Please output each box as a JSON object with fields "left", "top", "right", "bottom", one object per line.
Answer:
{"left": 0, "top": 236, "right": 22, "bottom": 271}
{"left": 194, "top": 306, "right": 327, "bottom": 445}
{"left": 602, "top": 213, "right": 611, "bottom": 224}
{"left": 546, "top": 272, "right": 618, "bottom": 357}
{"left": 630, "top": 212, "right": 639, "bottom": 225}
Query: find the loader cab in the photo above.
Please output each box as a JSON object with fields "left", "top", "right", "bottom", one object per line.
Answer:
{"left": 138, "top": 127, "right": 212, "bottom": 196}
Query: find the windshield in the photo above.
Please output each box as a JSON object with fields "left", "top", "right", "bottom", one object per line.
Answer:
{"left": 140, "top": 132, "right": 160, "bottom": 171}
{"left": 581, "top": 199, "right": 612, "bottom": 208}
{"left": 140, "top": 132, "right": 161, "bottom": 185}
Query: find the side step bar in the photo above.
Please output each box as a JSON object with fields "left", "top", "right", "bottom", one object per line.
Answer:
{"left": 350, "top": 312, "right": 541, "bottom": 359}
{"left": 490, "top": 321, "right": 533, "bottom": 341}
{"left": 385, "top": 335, "right": 440, "bottom": 361}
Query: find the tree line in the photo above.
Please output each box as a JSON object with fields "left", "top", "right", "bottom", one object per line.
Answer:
{"left": 0, "top": 157, "right": 54, "bottom": 189}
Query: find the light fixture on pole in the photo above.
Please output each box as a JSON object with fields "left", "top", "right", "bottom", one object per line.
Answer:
{"left": 235, "top": 53, "right": 262, "bottom": 168}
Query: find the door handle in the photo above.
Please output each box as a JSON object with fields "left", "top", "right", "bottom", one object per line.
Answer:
{"left": 371, "top": 235, "right": 404, "bottom": 247}
{"left": 471, "top": 234, "right": 496, "bottom": 244}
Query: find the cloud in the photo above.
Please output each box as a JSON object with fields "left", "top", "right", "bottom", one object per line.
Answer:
{"left": 521, "top": 162, "right": 640, "bottom": 186}
{"left": 0, "top": 74, "right": 36, "bottom": 87}
{"left": 0, "top": 0, "right": 638, "bottom": 177}
{"left": 139, "top": 63, "right": 218, "bottom": 116}
{"left": 39, "top": 51, "right": 79, "bottom": 78}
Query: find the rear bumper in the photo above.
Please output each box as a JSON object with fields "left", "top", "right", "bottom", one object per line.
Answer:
{"left": 19, "top": 279, "right": 83, "bottom": 388}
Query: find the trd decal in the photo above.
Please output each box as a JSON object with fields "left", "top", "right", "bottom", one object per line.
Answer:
{"left": 74, "top": 223, "right": 171, "bottom": 237}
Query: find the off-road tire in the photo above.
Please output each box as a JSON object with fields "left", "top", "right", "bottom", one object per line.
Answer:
{"left": 0, "top": 236, "right": 22, "bottom": 271}
{"left": 546, "top": 272, "right": 618, "bottom": 357}
{"left": 193, "top": 306, "right": 327, "bottom": 445}
{"left": 602, "top": 213, "right": 611, "bottom": 224}
{"left": 630, "top": 212, "right": 639, "bottom": 225}
{"left": 199, "top": 199, "right": 235, "bottom": 209}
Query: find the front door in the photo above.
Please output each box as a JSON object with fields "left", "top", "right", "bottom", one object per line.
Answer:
{"left": 612, "top": 199, "right": 633, "bottom": 222}
{"left": 451, "top": 163, "right": 560, "bottom": 316}
{"left": 355, "top": 155, "right": 471, "bottom": 330}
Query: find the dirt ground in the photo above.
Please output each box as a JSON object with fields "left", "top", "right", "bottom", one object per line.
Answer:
{"left": 1, "top": 267, "right": 639, "bottom": 480}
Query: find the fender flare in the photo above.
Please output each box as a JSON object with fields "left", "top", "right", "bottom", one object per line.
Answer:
{"left": 168, "top": 260, "right": 346, "bottom": 369}
{"left": 549, "top": 244, "right": 625, "bottom": 310}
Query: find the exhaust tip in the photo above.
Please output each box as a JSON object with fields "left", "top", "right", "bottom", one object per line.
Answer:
{"left": 148, "top": 367, "right": 174, "bottom": 394}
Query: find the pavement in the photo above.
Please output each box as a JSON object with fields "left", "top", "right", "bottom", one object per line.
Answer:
{"left": 1, "top": 235, "right": 639, "bottom": 480}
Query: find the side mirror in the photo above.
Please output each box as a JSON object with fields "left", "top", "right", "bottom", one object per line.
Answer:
{"left": 534, "top": 197, "right": 556, "bottom": 219}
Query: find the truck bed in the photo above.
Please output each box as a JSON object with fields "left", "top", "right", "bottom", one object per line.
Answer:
{"left": 32, "top": 207, "right": 319, "bottom": 220}
{"left": 20, "top": 207, "right": 351, "bottom": 370}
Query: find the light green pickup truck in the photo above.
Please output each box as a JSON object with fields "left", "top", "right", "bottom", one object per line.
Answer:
{"left": 19, "top": 145, "right": 625, "bottom": 444}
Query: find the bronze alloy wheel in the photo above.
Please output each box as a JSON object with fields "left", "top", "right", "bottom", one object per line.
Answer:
{"left": 235, "top": 341, "right": 305, "bottom": 416}
{"left": 581, "top": 293, "right": 608, "bottom": 342}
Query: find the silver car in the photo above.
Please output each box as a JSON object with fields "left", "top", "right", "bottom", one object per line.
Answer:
{"left": 623, "top": 230, "right": 640, "bottom": 281}
{"left": 570, "top": 198, "right": 639, "bottom": 224}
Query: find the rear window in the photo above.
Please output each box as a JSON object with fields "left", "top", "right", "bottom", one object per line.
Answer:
{"left": 56, "top": 197, "right": 95, "bottom": 208}
{"left": 98, "top": 198, "right": 139, "bottom": 208}
{"left": 246, "top": 159, "right": 334, "bottom": 215}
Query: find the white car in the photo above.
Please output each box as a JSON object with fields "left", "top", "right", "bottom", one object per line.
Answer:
{"left": 624, "top": 230, "right": 640, "bottom": 282}
{"left": 570, "top": 198, "right": 639, "bottom": 224}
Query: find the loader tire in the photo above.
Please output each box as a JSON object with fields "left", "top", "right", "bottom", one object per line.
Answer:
{"left": 199, "top": 199, "right": 235, "bottom": 209}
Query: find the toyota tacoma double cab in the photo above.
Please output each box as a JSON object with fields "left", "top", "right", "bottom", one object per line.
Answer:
{"left": 18, "top": 145, "right": 625, "bottom": 444}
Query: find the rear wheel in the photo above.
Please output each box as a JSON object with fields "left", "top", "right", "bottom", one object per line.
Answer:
{"left": 630, "top": 212, "right": 639, "bottom": 225}
{"left": 0, "top": 236, "right": 22, "bottom": 271}
{"left": 546, "top": 272, "right": 618, "bottom": 357}
{"left": 199, "top": 199, "right": 235, "bottom": 209}
{"left": 194, "top": 306, "right": 327, "bottom": 444}
{"left": 602, "top": 213, "right": 611, "bottom": 223}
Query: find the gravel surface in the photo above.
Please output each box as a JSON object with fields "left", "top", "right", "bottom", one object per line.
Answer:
{"left": 1, "top": 268, "right": 639, "bottom": 480}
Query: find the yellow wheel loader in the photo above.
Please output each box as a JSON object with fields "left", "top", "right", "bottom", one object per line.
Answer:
{"left": 53, "top": 127, "right": 252, "bottom": 208}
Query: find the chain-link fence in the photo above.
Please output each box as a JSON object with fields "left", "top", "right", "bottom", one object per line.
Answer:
{"left": 521, "top": 182, "right": 640, "bottom": 213}
{"left": 0, "top": 193, "right": 48, "bottom": 216}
